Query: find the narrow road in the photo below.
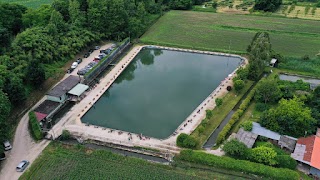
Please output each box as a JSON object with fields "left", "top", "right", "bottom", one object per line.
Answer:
{"left": 0, "top": 110, "right": 50, "bottom": 180}
{"left": 0, "top": 43, "right": 112, "bottom": 180}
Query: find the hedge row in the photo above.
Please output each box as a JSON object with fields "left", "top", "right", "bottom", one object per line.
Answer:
{"left": 216, "top": 86, "right": 256, "bottom": 144}
{"left": 178, "top": 150, "right": 299, "bottom": 180}
{"left": 29, "top": 111, "right": 43, "bottom": 140}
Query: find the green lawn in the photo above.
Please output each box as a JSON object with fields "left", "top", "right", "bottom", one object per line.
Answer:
{"left": 0, "top": 0, "right": 53, "bottom": 8}
{"left": 141, "top": 10, "right": 320, "bottom": 57}
{"left": 20, "top": 142, "right": 249, "bottom": 180}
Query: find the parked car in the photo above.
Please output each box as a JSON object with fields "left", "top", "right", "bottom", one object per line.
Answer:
{"left": 88, "top": 49, "right": 94, "bottom": 54}
{"left": 3, "top": 140, "right": 12, "bottom": 151}
{"left": 16, "top": 160, "right": 29, "bottom": 172}
{"left": 83, "top": 53, "right": 90, "bottom": 58}
{"left": 77, "top": 70, "right": 86, "bottom": 75}
{"left": 67, "top": 68, "right": 74, "bottom": 74}
{"left": 0, "top": 152, "right": 5, "bottom": 161}
{"left": 71, "top": 62, "right": 78, "bottom": 69}
{"left": 76, "top": 58, "right": 82, "bottom": 64}
{"left": 95, "top": 46, "right": 100, "bottom": 50}
{"left": 111, "top": 44, "right": 116, "bottom": 48}
{"left": 94, "top": 56, "right": 101, "bottom": 61}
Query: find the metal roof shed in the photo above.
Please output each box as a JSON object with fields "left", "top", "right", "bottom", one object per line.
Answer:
{"left": 251, "top": 122, "right": 281, "bottom": 140}
{"left": 68, "top": 84, "right": 89, "bottom": 97}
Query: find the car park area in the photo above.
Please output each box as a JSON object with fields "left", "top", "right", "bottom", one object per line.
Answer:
{"left": 67, "top": 43, "right": 115, "bottom": 77}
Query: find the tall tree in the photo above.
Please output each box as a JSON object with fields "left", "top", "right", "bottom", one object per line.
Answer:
{"left": 254, "top": 0, "right": 282, "bottom": 12}
{"left": 260, "top": 97, "right": 316, "bottom": 137}
{"left": 26, "top": 60, "right": 46, "bottom": 87}
{"left": 0, "top": 89, "right": 11, "bottom": 141}
{"left": 3, "top": 75, "right": 26, "bottom": 105}
{"left": 255, "top": 78, "right": 281, "bottom": 104}
{"left": 247, "top": 32, "right": 271, "bottom": 81}
{"left": 69, "top": 0, "right": 85, "bottom": 27}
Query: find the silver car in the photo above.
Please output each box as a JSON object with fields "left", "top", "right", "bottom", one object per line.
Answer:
{"left": 3, "top": 140, "right": 12, "bottom": 151}
{"left": 16, "top": 160, "right": 29, "bottom": 172}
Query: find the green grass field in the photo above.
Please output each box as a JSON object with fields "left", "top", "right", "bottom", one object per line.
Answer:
{"left": 0, "top": 0, "right": 53, "bottom": 8}
{"left": 20, "top": 143, "right": 249, "bottom": 180}
{"left": 141, "top": 10, "right": 320, "bottom": 57}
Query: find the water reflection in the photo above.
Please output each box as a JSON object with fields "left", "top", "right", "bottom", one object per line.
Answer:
{"left": 115, "top": 49, "right": 163, "bottom": 84}
{"left": 115, "top": 60, "right": 137, "bottom": 84}
{"left": 140, "top": 49, "right": 155, "bottom": 66}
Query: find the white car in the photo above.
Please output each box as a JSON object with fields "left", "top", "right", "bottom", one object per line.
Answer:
{"left": 3, "top": 140, "right": 12, "bottom": 151}
{"left": 71, "top": 62, "right": 78, "bottom": 69}
{"left": 16, "top": 160, "right": 29, "bottom": 172}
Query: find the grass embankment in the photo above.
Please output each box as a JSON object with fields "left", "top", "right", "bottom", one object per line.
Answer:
{"left": 20, "top": 142, "right": 249, "bottom": 180}
{"left": 191, "top": 81, "right": 254, "bottom": 148}
{"left": 278, "top": 57, "right": 320, "bottom": 78}
{"left": 1, "top": 0, "right": 53, "bottom": 8}
{"left": 141, "top": 10, "right": 320, "bottom": 57}
{"left": 177, "top": 150, "right": 300, "bottom": 180}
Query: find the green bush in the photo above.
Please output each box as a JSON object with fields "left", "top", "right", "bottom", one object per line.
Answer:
{"left": 234, "top": 79, "right": 245, "bottom": 92}
{"left": 275, "top": 155, "right": 297, "bottom": 170}
{"left": 177, "top": 133, "right": 188, "bottom": 147}
{"left": 255, "top": 102, "right": 269, "bottom": 112}
{"left": 60, "top": 130, "right": 71, "bottom": 140}
{"left": 249, "top": 146, "right": 277, "bottom": 166}
{"left": 29, "top": 111, "right": 43, "bottom": 140}
{"left": 240, "top": 121, "right": 253, "bottom": 131}
{"left": 215, "top": 98, "right": 223, "bottom": 107}
{"left": 178, "top": 150, "right": 299, "bottom": 180}
{"left": 206, "top": 110, "right": 213, "bottom": 119}
{"left": 222, "top": 139, "right": 249, "bottom": 158}
{"left": 176, "top": 133, "right": 198, "bottom": 149}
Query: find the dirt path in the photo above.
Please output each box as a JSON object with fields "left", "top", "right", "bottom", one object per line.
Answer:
{"left": 0, "top": 110, "right": 49, "bottom": 180}
{"left": 0, "top": 43, "right": 112, "bottom": 180}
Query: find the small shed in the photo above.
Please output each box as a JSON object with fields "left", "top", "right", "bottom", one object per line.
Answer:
{"left": 236, "top": 128, "right": 258, "bottom": 148}
{"left": 34, "top": 100, "right": 61, "bottom": 122}
{"left": 252, "top": 122, "right": 281, "bottom": 141}
{"left": 270, "top": 58, "right": 278, "bottom": 67}
{"left": 68, "top": 84, "right": 89, "bottom": 97}
{"left": 278, "top": 135, "right": 297, "bottom": 152}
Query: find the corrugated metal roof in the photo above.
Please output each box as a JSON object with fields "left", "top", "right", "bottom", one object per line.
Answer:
{"left": 47, "top": 75, "right": 80, "bottom": 97}
{"left": 251, "top": 122, "right": 281, "bottom": 140}
{"left": 68, "top": 84, "right": 89, "bottom": 96}
{"left": 236, "top": 128, "right": 258, "bottom": 148}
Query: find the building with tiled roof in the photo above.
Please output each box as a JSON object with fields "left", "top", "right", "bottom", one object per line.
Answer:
{"left": 291, "top": 129, "right": 320, "bottom": 177}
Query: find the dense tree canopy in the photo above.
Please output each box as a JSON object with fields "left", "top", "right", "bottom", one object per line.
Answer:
{"left": 255, "top": 79, "right": 281, "bottom": 104}
{"left": 254, "top": 0, "right": 282, "bottom": 12}
{"left": 247, "top": 32, "right": 272, "bottom": 81}
{"left": 260, "top": 97, "right": 316, "bottom": 137}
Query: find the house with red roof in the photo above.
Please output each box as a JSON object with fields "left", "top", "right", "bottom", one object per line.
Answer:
{"left": 291, "top": 129, "right": 320, "bottom": 177}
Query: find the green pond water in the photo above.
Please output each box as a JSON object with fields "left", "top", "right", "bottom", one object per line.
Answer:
{"left": 82, "top": 48, "right": 241, "bottom": 139}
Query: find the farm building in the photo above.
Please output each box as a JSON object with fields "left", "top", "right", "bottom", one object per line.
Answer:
{"left": 33, "top": 75, "right": 83, "bottom": 127}
{"left": 46, "top": 75, "right": 80, "bottom": 103}
{"left": 270, "top": 58, "right": 278, "bottom": 67}
{"left": 34, "top": 100, "right": 61, "bottom": 123}
{"left": 291, "top": 129, "right": 320, "bottom": 177}
{"left": 235, "top": 128, "right": 258, "bottom": 148}
{"left": 236, "top": 123, "right": 297, "bottom": 152}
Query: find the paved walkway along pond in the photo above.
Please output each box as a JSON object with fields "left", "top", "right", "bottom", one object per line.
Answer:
{"left": 82, "top": 47, "right": 242, "bottom": 139}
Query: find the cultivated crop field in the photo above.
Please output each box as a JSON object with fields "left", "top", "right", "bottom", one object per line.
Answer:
{"left": 20, "top": 143, "right": 248, "bottom": 179}
{"left": 0, "top": 0, "right": 53, "bottom": 8}
{"left": 141, "top": 10, "right": 320, "bottom": 57}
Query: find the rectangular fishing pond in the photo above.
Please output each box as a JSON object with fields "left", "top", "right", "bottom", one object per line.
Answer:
{"left": 82, "top": 47, "right": 242, "bottom": 139}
